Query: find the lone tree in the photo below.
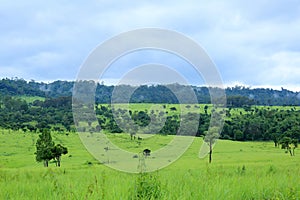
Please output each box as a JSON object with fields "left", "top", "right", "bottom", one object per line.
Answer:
{"left": 52, "top": 144, "right": 68, "bottom": 167}
{"left": 35, "top": 129, "right": 55, "bottom": 167}
{"left": 204, "top": 127, "right": 220, "bottom": 163}
{"left": 35, "top": 129, "right": 68, "bottom": 167}
{"left": 280, "top": 136, "right": 298, "bottom": 156}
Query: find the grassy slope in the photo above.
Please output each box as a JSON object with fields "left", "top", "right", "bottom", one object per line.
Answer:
{"left": 19, "top": 96, "right": 45, "bottom": 103}
{"left": 0, "top": 130, "right": 299, "bottom": 199}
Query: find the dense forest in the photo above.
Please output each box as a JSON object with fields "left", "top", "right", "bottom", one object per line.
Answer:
{"left": 1, "top": 78, "right": 300, "bottom": 106}
{"left": 0, "top": 95, "right": 74, "bottom": 132}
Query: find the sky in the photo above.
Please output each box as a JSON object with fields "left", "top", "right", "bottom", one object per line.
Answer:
{"left": 1, "top": 0, "right": 300, "bottom": 91}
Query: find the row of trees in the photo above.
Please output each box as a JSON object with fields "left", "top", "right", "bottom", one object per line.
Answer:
{"left": 222, "top": 107, "right": 300, "bottom": 145}
{"left": 95, "top": 105, "right": 298, "bottom": 140}
{"left": 93, "top": 105, "right": 300, "bottom": 157}
{"left": 94, "top": 105, "right": 210, "bottom": 137}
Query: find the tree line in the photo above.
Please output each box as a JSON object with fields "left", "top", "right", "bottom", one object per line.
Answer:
{"left": 92, "top": 105, "right": 300, "bottom": 152}
{"left": 1, "top": 93, "right": 299, "bottom": 142}
{"left": 1, "top": 93, "right": 299, "bottom": 149}
{"left": 1, "top": 78, "right": 300, "bottom": 106}
{"left": 0, "top": 95, "right": 74, "bottom": 132}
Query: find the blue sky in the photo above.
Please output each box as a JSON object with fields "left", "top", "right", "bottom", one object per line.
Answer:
{"left": 1, "top": 0, "right": 300, "bottom": 90}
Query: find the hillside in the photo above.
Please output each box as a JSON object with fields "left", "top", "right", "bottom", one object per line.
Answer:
{"left": 1, "top": 78, "right": 300, "bottom": 106}
{"left": 0, "top": 130, "right": 299, "bottom": 199}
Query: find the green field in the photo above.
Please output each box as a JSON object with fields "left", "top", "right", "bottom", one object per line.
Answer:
{"left": 1, "top": 129, "right": 299, "bottom": 199}
{"left": 19, "top": 96, "right": 45, "bottom": 103}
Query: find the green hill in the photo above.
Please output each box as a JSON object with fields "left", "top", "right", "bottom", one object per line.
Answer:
{"left": 0, "top": 130, "right": 299, "bottom": 199}
{"left": 1, "top": 77, "right": 300, "bottom": 106}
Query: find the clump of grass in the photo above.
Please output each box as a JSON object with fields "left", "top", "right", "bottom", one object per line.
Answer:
{"left": 85, "top": 176, "right": 99, "bottom": 200}
{"left": 237, "top": 165, "right": 246, "bottom": 175}
{"left": 131, "top": 172, "right": 162, "bottom": 200}
{"left": 85, "top": 161, "right": 93, "bottom": 166}
{"left": 266, "top": 165, "right": 276, "bottom": 175}
{"left": 129, "top": 155, "right": 163, "bottom": 199}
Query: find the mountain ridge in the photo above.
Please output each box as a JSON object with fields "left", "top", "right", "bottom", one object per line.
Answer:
{"left": 1, "top": 78, "right": 299, "bottom": 106}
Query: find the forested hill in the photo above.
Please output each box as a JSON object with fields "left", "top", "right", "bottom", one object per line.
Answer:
{"left": 1, "top": 78, "right": 300, "bottom": 106}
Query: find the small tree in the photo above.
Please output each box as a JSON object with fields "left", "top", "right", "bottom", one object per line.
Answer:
{"left": 35, "top": 129, "right": 54, "bottom": 167}
{"left": 204, "top": 105, "right": 209, "bottom": 115}
{"left": 204, "top": 127, "right": 219, "bottom": 163}
{"left": 52, "top": 144, "right": 68, "bottom": 167}
{"left": 35, "top": 130, "right": 68, "bottom": 167}
{"left": 271, "top": 132, "right": 280, "bottom": 148}
{"left": 280, "top": 136, "right": 293, "bottom": 156}
{"left": 291, "top": 139, "right": 298, "bottom": 156}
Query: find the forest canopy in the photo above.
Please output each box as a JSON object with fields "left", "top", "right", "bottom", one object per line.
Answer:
{"left": 1, "top": 78, "right": 300, "bottom": 106}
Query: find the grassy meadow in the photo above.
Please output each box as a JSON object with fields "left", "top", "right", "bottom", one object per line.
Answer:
{"left": 1, "top": 128, "right": 300, "bottom": 200}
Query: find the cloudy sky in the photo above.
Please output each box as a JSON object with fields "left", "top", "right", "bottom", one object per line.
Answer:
{"left": 1, "top": 0, "right": 300, "bottom": 90}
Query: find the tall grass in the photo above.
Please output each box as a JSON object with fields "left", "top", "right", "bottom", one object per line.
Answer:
{"left": 0, "top": 130, "right": 300, "bottom": 199}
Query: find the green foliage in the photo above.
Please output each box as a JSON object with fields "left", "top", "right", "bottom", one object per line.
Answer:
{"left": 227, "top": 95, "right": 256, "bottom": 108}
{"left": 204, "top": 127, "right": 220, "bottom": 144}
{"left": 35, "top": 130, "right": 68, "bottom": 167}
{"left": 1, "top": 92, "right": 300, "bottom": 146}
{"left": 0, "top": 78, "right": 45, "bottom": 97}
{"left": 0, "top": 95, "right": 74, "bottom": 132}
{"left": 221, "top": 106, "right": 300, "bottom": 144}
{"left": 233, "top": 130, "right": 244, "bottom": 141}
{"left": 204, "top": 127, "right": 220, "bottom": 163}
{"left": 52, "top": 144, "right": 68, "bottom": 167}
{"left": 2, "top": 78, "right": 300, "bottom": 105}
{"left": 131, "top": 110, "right": 151, "bottom": 127}
{"left": 35, "top": 129, "right": 55, "bottom": 167}
{"left": 279, "top": 136, "right": 298, "bottom": 156}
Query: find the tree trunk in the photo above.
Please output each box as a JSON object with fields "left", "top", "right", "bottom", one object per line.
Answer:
{"left": 44, "top": 160, "right": 49, "bottom": 167}
{"left": 57, "top": 156, "right": 61, "bottom": 167}
{"left": 209, "top": 143, "right": 212, "bottom": 163}
{"left": 292, "top": 148, "right": 295, "bottom": 156}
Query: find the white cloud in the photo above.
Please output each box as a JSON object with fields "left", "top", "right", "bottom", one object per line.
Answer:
{"left": 0, "top": 0, "right": 300, "bottom": 91}
{"left": 259, "top": 51, "right": 300, "bottom": 84}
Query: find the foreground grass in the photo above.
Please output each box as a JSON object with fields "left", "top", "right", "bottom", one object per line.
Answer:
{"left": 0, "top": 130, "right": 300, "bottom": 199}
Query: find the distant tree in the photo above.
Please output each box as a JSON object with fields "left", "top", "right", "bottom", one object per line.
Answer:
{"left": 271, "top": 132, "right": 281, "bottom": 147}
{"left": 204, "top": 127, "right": 220, "bottom": 163}
{"left": 36, "top": 120, "right": 51, "bottom": 131}
{"left": 35, "top": 129, "right": 55, "bottom": 167}
{"left": 227, "top": 95, "right": 255, "bottom": 108}
{"left": 233, "top": 129, "right": 244, "bottom": 141}
{"left": 291, "top": 139, "right": 298, "bottom": 156}
{"left": 51, "top": 144, "right": 68, "bottom": 167}
{"left": 204, "top": 105, "right": 208, "bottom": 115}
{"left": 132, "top": 111, "right": 150, "bottom": 127}
{"left": 170, "top": 107, "right": 177, "bottom": 111}
{"left": 280, "top": 136, "right": 293, "bottom": 156}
